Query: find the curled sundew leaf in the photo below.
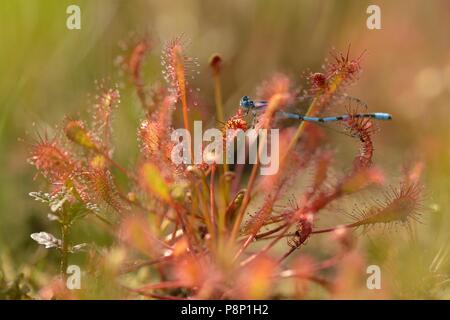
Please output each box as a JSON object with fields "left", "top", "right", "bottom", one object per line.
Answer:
{"left": 342, "top": 102, "right": 378, "bottom": 170}
{"left": 30, "top": 232, "right": 62, "bottom": 249}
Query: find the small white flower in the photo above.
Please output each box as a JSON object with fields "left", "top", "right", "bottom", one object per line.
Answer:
{"left": 47, "top": 213, "right": 60, "bottom": 221}
{"left": 30, "top": 232, "right": 62, "bottom": 249}
{"left": 70, "top": 243, "right": 88, "bottom": 253}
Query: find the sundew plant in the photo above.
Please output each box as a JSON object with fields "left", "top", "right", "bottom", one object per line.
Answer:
{"left": 26, "top": 36, "right": 425, "bottom": 300}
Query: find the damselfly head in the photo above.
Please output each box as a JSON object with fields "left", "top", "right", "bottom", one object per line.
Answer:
{"left": 239, "top": 95, "right": 253, "bottom": 109}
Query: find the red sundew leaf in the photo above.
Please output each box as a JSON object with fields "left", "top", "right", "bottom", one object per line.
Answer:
{"left": 243, "top": 184, "right": 284, "bottom": 239}
{"left": 128, "top": 39, "right": 151, "bottom": 84}
{"left": 352, "top": 183, "right": 424, "bottom": 229}
{"left": 29, "top": 137, "right": 76, "bottom": 184}
{"left": 138, "top": 119, "right": 160, "bottom": 156}
{"left": 243, "top": 194, "right": 277, "bottom": 236}
{"left": 161, "top": 35, "right": 199, "bottom": 103}
{"left": 138, "top": 94, "right": 175, "bottom": 161}
{"left": 85, "top": 168, "right": 126, "bottom": 212}
{"left": 93, "top": 87, "right": 120, "bottom": 151}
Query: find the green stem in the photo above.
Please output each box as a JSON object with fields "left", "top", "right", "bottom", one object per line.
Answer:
{"left": 60, "top": 223, "right": 69, "bottom": 279}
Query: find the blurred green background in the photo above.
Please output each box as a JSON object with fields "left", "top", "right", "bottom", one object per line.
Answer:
{"left": 1, "top": 0, "right": 449, "bottom": 298}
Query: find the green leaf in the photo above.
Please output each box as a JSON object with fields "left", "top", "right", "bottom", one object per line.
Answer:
{"left": 141, "top": 163, "right": 170, "bottom": 202}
